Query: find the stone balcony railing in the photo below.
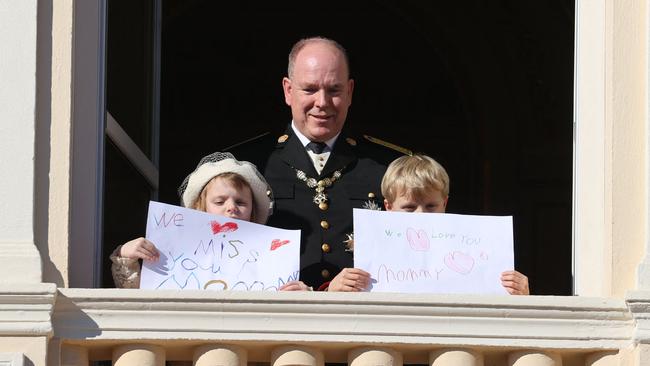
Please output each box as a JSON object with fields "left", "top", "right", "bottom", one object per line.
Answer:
{"left": 9, "top": 285, "right": 650, "bottom": 365}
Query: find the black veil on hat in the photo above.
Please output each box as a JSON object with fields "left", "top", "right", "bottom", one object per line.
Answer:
{"left": 178, "top": 152, "right": 273, "bottom": 224}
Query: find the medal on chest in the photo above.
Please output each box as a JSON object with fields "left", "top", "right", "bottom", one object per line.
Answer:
{"left": 295, "top": 169, "right": 343, "bottom": 210}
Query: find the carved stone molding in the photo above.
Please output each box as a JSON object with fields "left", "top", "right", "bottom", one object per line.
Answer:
{"left": 0, "top": 284, "right": 56, "bottom": 337}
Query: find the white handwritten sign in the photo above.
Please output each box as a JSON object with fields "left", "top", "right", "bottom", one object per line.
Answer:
{"left": 353, "top": 209, "right": 513, "bottom": 294}
{"left": 140, "top": 201, "right": 301, "bottom": 291}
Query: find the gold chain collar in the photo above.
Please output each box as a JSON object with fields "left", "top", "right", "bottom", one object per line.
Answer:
{"left": 294, "top": 168, "right": 343, "bottom": 210}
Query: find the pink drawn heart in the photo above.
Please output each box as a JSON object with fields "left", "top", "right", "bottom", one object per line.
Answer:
{"left": 270, "top": 239, "right": 290, "bottom": 251}
{"left": 210, "top": 221, "right": 238, "bottom": 234}
{"left": 444, "top": 251, "right": 475, "bottom": 275}
{"left": 406, "top": 228, "right": 430, "bottom": 251}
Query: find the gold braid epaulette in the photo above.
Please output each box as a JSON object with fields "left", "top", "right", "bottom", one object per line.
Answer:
{"left": 363, "top": 135, "right": 413, "bottom": 156}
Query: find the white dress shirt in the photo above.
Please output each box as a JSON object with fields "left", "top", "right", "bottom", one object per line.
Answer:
{"left": 291, "top": 121, "right": 340, "bottom": 175}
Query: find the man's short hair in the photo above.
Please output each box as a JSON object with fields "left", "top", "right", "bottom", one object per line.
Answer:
{"left": 287, "top": 36, "right": 351, "bottom": 78}
{"left": 381, "top": 154, "right": 450, "bottom": 203}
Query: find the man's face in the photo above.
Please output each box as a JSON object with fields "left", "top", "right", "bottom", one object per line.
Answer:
{"left": 282, "top": 43, "right": 354, "bottom": 142}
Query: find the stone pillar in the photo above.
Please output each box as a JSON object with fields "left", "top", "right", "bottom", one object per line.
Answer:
{"left": 585, "top": 351, "right": 618, "bottom": 366}
{"left": 0, "top": 0, "right": 43, "bottom": 285}
{"left": 348, "top": 347, "right": 402, "bottom": 366}
{"left": 193, "top": 345, "right": 246, "bottom": 366}
{"left": 638, "top": 0, "right": 650, "bottom": 292}
{"left": 60, "top": 345, "right": 88, "bottom": 366}
{"left": 508, "top": 351, "right": 561, "bottom": 366}
{"left": 429, "top": 348, "right": 483, "bottom": 366}
{"left": 113, "top": 344, "right": 165, "bottom": 366}
{"left": 271, "top": 346, "right": 323, "bottom": 366}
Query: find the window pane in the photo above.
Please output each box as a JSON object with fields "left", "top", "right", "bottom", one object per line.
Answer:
{"left": 102, "top": 141, "right": 152, "bottom": 288}
{"left": 106, "top": 0, "right": 155, "bottom": 157}
{"left": 158, "top": 1, "right": 574, "bottom": 295}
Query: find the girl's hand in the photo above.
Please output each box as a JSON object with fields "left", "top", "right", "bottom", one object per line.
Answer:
{"left": 119, "top": 237, "right": 160, "bottom": 262}
{"left": 328, "top": 268, "right": 371, "bottom": 292}
{"left": 278, "top": 280, "right": 312, "bottom": 291}
{"left": 501, "top": 270, "right": 530, "bottom": 295}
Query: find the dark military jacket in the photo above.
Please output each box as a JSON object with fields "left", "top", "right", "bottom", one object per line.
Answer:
{"left": 228, "top": 125, "right": 405, "bottom": 288}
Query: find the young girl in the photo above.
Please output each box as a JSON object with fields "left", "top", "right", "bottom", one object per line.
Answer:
{"left": 110, "top": 152, "right": 310, "bottom": 291}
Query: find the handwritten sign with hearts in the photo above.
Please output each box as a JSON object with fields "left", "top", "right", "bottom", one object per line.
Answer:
{"left": 406, "top": 228, "right": 430, "bottom": 251}
{"left": 444, "top": 251, "right": 474, "bottom": 274}
{"left": 210, "top": 221, "right": 238, "bottom": 234}
{"left": 140, "top": 201, "right": 301, "bottom": 291}
{"left": 353, "top": 209, "right": 513, "bottom": 294}
{"left": 270, "top": 239, "right": 291, "bottom": 251}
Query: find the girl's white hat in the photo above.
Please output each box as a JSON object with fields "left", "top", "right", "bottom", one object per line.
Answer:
{"left": 178, "top": 152, "right": 272, "bottom": 224}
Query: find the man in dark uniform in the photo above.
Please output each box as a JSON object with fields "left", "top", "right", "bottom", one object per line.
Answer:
{"left": 229, "top": 37, "right": 408, "bottom": 290}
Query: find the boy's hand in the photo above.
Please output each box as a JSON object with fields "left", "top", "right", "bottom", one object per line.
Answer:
{"left": 501, "top": 270, "right": 529, "bottom": 295}
{"left": 120, "top": 237, "right": 160, "bottom": 262}
{"left": 278, "top": 281, "right": 312, "bottom": 291}
{"left": 328, "top": 268, "right": 371, "bottom": 292}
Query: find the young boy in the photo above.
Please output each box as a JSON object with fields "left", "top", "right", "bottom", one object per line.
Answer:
{"left": 110, "top": 151, "right": 310, "bottom": 291}
{"left": 329, "top": 154, "right": 530, "bottom": 295}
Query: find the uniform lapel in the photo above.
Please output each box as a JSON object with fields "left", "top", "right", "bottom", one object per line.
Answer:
{"left": 276, "top": 127, "right": 320, "bottom": 177}
{"left": 320, "top": 133, "right": 357, "bottom": 177}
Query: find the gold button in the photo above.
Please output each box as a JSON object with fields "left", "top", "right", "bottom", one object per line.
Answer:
{"left": 320, "top": 220, "right": 329, "bottom": 229}
{"left": 319, "top": 202, "right": 329, "bottom": 210}
{"left": 321, "top": 243, "right": 331, "bottom": 253}
{"left": 368, "top": 192, "right": 376, "bottom": 198}
{"left": 277, "top": 134, "right": 289, "bottom": 143}
{"left": 321, "top": 269, "right": 330, "bottom": 279}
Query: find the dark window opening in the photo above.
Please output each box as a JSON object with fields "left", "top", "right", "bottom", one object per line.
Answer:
{"left": 103, "top": 0, "right": 575, "bottom": 295}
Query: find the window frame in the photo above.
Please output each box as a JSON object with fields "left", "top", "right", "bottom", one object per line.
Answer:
{"left": 69, "top": 0, "right": 608, "bottom": 294}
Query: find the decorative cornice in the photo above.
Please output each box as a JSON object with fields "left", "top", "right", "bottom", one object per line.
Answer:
{"left": 54, "top": 289, "right": 632, "bottom": 350}
{"left": 625, "top": 291, "right": 650, "bottom": 344}
{"left": 0, "top": 284, "right": 57, "bottom": 337}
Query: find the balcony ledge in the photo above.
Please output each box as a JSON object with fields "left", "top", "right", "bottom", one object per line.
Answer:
{"left": 53, "top": 288, "right": 632, "bottom": 351}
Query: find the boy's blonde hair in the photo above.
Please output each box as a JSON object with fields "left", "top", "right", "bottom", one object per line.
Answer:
{"left": 381, "top": 154, "right": 450, "bottom": 203}
{"left": 192, "top": 172, "right": 257, "bottom": 222}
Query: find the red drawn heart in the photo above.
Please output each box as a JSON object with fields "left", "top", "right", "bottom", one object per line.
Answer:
{"left": 270, "top": 239, "right": 290, "bottom": 251}
{"left": 406, "top": 228, "right": 430, "bottom": 251}
{"left": 210, "top": 221, "right": 238, "bottom": 234}
{"left": 444, "top": 251, "right": 475, "bottom": 275}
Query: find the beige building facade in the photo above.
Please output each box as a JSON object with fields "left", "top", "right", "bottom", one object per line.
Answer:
{"left": 1, "top": 0, "right": 650, "bottom": 365}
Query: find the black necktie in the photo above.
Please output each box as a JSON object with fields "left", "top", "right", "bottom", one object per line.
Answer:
{"left": 307, "top": 141, "right": 327, "bottom": 154}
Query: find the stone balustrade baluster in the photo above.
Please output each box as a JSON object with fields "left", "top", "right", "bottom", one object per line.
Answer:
{"left": 585, "top": 351, "right": 618, "bottom": 366}
{"left": 348, "top": 347, "right": 402, "bottom": 366}
{"left": 429, "top": 348, "right": 483, "bottom": 366}
{"left": 113, "top": 344, "right": 165, "bottom": 366}
{"left": 508, "top": 351, "right": 562, "bottom": 366}
{"left": 193, "top": 345, "right": 247, "bottom": 366}
{"left": 271, "top": 345, "right": 324, "bottom": 366}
